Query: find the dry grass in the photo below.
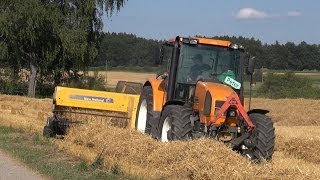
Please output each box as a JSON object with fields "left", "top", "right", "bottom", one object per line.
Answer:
{"left": 0, "top": 95, "right": 52, "bottom": 131}
{"left": 1, "top": 94, "right": 320, "bottom": 179}
{"left": 248, "top": 98, "right": 320, "bottom": 126}
{"left": 56, "top": 124, "right": 320, "bottom": 179}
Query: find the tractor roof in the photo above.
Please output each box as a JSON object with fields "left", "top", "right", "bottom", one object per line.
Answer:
{"left": 167, "top": 37, "right": 232, "bottom": 47}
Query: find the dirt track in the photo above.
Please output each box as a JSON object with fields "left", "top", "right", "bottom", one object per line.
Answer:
{"left": 0, "top": 150, "right": 43, "bottom": 180}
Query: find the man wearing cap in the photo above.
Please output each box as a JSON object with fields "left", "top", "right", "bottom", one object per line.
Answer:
{"left": 188, "top": 54, "right": 211, "bottom": 81}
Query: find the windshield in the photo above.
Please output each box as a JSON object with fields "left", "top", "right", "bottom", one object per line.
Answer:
{"left": 176, "top": 44, "right": 242, "bottom": 86}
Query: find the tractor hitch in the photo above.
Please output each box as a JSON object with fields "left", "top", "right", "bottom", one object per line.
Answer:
{"left": 209, "top": 92, "right": 255, "bottom": 130}
{"left": 229, "top": 132, "right": 251, "bottom": 149}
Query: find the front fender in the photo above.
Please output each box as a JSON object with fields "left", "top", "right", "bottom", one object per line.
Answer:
{"left": 144, "top": 79, "right": 166, "bottom": 112}
{"left": 247, "top": 109, "right": 269, "bottom": 115}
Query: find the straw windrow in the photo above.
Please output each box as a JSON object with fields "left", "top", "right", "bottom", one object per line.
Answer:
{"left": 0, "top": 95, "right": 320, "bottom": 179}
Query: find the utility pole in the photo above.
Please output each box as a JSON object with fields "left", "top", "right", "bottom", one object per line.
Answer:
{"left": 261, "top": 66, "right": 264, "bottom": 83}
{"left": 105, "top": 58, "right": 108, "bottom": 86}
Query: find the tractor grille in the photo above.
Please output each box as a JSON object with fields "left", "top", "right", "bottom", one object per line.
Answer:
{"left": 215, "top": 100, "right": 225, "bottom": 108}
{"left": 214, "top": 100, "right": 226, "bottom": 115}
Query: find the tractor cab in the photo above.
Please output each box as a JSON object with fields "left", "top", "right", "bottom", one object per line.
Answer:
{"left": 163, "top": 37, "right": 245, "bottom": 104}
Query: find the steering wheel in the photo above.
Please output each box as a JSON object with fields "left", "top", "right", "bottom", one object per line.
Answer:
{"left": 188, "top": 70, "right": 215, "bottom": 82}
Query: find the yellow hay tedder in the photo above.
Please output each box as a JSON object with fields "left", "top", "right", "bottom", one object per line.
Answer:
{"left": 43, "top": 36, "right": 275, "bottom": 162}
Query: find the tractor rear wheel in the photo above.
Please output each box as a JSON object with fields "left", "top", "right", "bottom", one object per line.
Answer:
{"left": 244, "top": 113, "right": 275, "bottom": 162}
{"left": 159, "top": 105, "right": 193, "bottom": 142}
{"left": 135, "top": 86, "right": 154, "bottom": 134}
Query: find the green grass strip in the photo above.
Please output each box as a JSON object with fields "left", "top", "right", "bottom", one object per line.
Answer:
{"left": 0, "top": 126, "right": 132, "bottom": 179}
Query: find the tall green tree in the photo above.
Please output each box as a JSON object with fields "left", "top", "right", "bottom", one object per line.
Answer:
{"left": 93, "top": 32, "right": 162, "bottom": 68}
{"left": 0, "top": 0, "right": 126, "bottom": 97}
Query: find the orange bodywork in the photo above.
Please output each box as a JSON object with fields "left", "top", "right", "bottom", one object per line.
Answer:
{"left": 147, "top": 79, "right": 241, "bottom": 127}
{"left": 168, "top": 37, "right": 232, "bottom": 47}
{"left": 193, "top": 81, "right": 234, "bottom": 125}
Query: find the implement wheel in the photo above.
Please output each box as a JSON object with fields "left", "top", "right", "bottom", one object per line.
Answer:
{"left": 244, "top": 113, "right": 275, "bottom": 162}
{"left": 43, "top": 117, "right": 55, "bottom": 137}
{"left": 159, "top": 105, "right": 193, "bottom": 142}
{"left": 135, "top": 86, "right": 154, "bottom": 134}
{"left": 43, "top": 126, "right": 54, "bottom": 137}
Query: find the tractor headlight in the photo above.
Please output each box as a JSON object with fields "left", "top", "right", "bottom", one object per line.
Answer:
{"left": 228, "top": 110, "right": 237, "bottom": 117}
{"left": 181, "top": 37, "right": 198, "bottom": 45}
{"left": 229, "top": 44, "right": 239, "bottom": 50}
{"left": 189, "top": 39, "right": 198, "bottom": 45}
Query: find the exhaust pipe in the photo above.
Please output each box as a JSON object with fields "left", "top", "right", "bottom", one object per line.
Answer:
{"left": 166, "top": 36, "right": 180, "bottom": 102}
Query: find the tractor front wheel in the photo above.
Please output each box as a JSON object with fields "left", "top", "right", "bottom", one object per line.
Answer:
{"left": 159, "top": 105, "right": 193, "bottom": 142}
{"left": 243, "top": 113, "right": 275, "bottom": 162}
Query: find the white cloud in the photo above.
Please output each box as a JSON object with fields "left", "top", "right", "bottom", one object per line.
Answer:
{"left": 287, "top": 11, "right": 301, "bottom": 17}
{"left": 235, "top": 8, "right": 268, "bottom": 19}
{"left": 234, "top": 8, "right": 301, "bottom": 20}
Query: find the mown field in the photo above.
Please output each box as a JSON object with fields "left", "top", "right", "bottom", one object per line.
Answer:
{"left": 87, "top": 71, "right": 156, "bottom": 86}
{"left": 0, "top": 94, "right": 320, "bottom": 179}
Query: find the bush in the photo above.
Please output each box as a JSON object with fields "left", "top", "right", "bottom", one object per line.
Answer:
{"left": 0, "top": 79, "right": 28, "bottom": 95}
{"left": 257, "top": 72, "right": 320, "bottom": 99}
{"left": 0, "top": 73, "right": 108, "bottom": 98}
{"left": 61, "top": 74, "right": 107, "bottom": 91}
{"left": 89, "top": 65, "right": 160, "bottom": 73}
{"left": 244, "top": 68, "right": 263, "bottom": 82}
{"left": 36, "top": 83, "right": 55, "bottom": 98}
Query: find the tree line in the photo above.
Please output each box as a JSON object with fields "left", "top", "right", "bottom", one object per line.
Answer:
{"left": 94, "top": 33, "right": 320, "bottom": 71}
{"left": 216, "top": 36, "right": 320, "bottom": 71}
{"left": 94, "top": 32, "right": 162, "bottom": 68}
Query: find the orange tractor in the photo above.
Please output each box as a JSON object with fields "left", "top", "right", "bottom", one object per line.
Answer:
{"left": 44, "top": 36, "right": 275, "bottom": 162}
{"left": 135, "top": 36, "right": 275, "bottom": 161}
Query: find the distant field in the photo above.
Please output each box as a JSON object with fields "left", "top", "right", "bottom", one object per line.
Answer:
{"left": 0, "top": 95, "right": 320, "bottom": 179}
{"left": 88, "top": 70, "right": 320, "bottom": 90}
{"left": 296, "top": 73, "right": 320, "bottom": 88}
{"left": 264, "top": 71, "right": 320, "bottom": 88}
{"left": 87, "top": 71, "right": 156, "bottom": 86}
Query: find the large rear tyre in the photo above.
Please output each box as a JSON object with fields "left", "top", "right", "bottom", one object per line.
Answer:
{"left": 159, "top": 105, "right": 193, "bottom": 142}
{"left": 244, "top": 113, "right": 275, "bottom": 162}
{"left": 135, "top": 86, "right": 154, "bottom": 134}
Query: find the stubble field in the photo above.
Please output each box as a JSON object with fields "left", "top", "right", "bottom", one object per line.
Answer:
{"left": 0, "top": 72, "right": 319, "bottom": 179}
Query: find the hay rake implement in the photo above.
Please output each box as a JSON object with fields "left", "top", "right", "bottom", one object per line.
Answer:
{"left": 43, "top": 82, "right": 142, "bottom": 137}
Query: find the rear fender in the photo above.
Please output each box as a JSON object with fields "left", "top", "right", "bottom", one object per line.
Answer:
{"left": 162, "top": 100, "right": 184, "bottom": 110}
{"left": 247, "top": 109, "right": 269, "bottom": 115}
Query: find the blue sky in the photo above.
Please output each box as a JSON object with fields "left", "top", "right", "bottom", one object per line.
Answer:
{"left": 103, "top": 1, "right": 320, "bottom": 44}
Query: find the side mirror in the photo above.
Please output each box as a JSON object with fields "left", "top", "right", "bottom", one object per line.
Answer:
{"left": 155, "top": 46, "right": 164, "bottom": 65}
{"left": 246, "top": 56, "right": 255, "bottom": 75}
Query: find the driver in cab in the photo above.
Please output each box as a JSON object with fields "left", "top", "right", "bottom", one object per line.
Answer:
{"left": 188, "top": 54, "right": 211, "bottom": 82}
